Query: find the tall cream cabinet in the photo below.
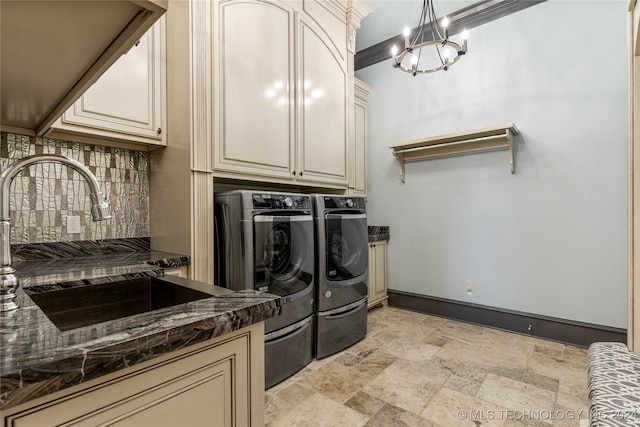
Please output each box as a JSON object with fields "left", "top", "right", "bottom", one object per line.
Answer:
{"left": 1, "top": 323, "right": 265, "bottom": 427}
{"left": 50, "top": 17, "right": 167, "bottom": 149}
{"left": 368, "top": 240, "right": 388, "bottom": 309}
{"left": 212, "top": 0, "right": 371, "bottom": 188}
{"left": 350, "top": 78, "right": 371, "bottom": 196}
{"left": 150, "top": 0, "right": 370, "bottom": 284}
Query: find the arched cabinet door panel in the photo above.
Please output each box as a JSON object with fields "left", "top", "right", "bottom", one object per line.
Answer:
{"left": 296, "top": 15, "right": 348, "bottom": 185}
{"left": 213, "top": 0, "right": 295, "bottom": 179}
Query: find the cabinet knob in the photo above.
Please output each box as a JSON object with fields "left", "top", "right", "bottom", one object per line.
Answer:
{"left": 292, "top": 170, "right": 296, "bottom": 176}
{"left": 157, "top": 128, "right": 162, "bottom": 135}
{"left": 299, "top": 171, "right": 303, "bottom": 177}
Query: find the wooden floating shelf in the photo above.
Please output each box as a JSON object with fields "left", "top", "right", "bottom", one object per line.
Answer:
{"left": 389, "top": 123, "right": 520, "bottom": 183}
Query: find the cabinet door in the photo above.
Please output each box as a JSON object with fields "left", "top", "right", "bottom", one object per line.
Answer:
{"left": 53, "top": 17, "right": 166, "bottom": 146}
{"left": 213, "top": 0, "right": 295, "bottom": 179}
{"left": 296, "top": 16, "right": 348, "bottom": 185}
{"left": 368, "top": 241, "right": 388, "bottom": 308}
{"left": 368, "top": 243, "right": 376, "bottom": 305}
{"left": 353, "top": 94, "right": 368, "bottom": 195}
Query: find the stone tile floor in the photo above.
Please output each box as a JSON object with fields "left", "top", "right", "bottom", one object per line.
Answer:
{"left": 265, "top": 306, "right": 589, "bottom": 426}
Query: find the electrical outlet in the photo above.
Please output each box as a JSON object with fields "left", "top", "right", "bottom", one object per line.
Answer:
{"left": 465, "top": 280, "right": 474, "bottom": 294}
{"left": 67, "top": 215, "right": 81, "bottom": 234}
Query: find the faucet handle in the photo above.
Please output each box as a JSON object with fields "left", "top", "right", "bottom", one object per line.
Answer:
{"left": 0, "top": 270, "right": 18, "bottom": 315}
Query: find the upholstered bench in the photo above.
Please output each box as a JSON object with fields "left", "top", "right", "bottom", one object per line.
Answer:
{"left": 587, "top": 342, "right": 640, "bottom": 426}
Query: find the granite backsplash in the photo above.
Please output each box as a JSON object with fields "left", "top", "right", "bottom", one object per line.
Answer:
{"left": 0, "top": 132, "right": 149, "bottom": 244}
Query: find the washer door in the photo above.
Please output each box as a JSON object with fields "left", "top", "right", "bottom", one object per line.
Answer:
{"left": 324, "top": 213, "right": 368, "bottom": 281}
{"left": 254, "top": 214, "right": 314, "bottom": 296}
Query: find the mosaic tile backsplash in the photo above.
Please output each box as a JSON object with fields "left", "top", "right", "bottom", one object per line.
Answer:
{"left": 0, "top": 132, "right": 150, "bottom": 244}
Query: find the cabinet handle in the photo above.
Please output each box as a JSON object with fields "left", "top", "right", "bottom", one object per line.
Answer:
{"left": 292, "top": 170, "right": 296, "bottom": 176}
{"left": 157, "top": 128, "right": 162, "bottom": 135}
{"left": 299, "top": 171, "right": 303, "bottom": 177}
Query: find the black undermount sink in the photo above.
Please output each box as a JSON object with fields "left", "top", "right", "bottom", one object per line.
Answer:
{"left": 26, "top": 276, "right": 213, "bottom": 332}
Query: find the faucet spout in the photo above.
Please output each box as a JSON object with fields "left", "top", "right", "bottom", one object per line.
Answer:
{"left": 0, "top": 154, "right": 112, "bottom": 315}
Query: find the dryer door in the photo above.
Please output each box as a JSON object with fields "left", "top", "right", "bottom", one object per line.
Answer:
{"left": 254, "top": 214, "right": 314, "bottom": 296}
{"left": 324, "top": 213, "right": 368, "bottom": 281}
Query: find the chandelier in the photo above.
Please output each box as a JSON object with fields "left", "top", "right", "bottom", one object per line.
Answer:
{"left": 391, "top": 0, "right": 468, "bottom": 76}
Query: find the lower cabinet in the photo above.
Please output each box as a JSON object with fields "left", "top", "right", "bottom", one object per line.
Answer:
{"left": 2, "top": 323, "right": 265, "bottom": 427}
{"left": 368, "top": 240, "right": 388, "bottom": 309}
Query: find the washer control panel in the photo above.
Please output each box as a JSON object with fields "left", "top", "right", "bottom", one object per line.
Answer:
{"left": 322, "top": 196, "right": 366, "bottom": 210}
{"left": 253, "top": 193, "right": 311, "bottom": 210}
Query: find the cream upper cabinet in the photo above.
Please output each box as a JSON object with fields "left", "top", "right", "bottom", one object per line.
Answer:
{"left": 213, "top": 0, "right": 370, "bottom": 187}
{"left": 295, "top": 14, "right": 348, "bottom": 184}
{"left": 349, "top": 78, "right": 371, "bottom": 196}
{"left": 51, "top": 17, "right": 167, "bottom": 148}
{"left": 0, "top": 1, "right": 166, "bottom": 137}
{"left": 214, "top": 0, "right": 294, "bottom": 179}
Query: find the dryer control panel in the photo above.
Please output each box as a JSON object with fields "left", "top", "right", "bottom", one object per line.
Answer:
{"left": 253, "top": 194, "right": 311, "bottom": 210}
{"left": 322, "top": 196, "right": 366, "bottom": 210}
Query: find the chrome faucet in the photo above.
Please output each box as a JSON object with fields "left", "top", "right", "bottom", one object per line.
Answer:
{"left": 0, "top": 154, "right": 112, "bottom": 315}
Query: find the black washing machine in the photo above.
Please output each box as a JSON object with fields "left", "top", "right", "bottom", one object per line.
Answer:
{"left": 214, "top": 190, "right": 315, "bottom": 389}
{"left": 312, "top": 195, "right": 368, "bottom": 359}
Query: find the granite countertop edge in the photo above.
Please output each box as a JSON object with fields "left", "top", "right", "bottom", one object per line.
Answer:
{"left": 368, "top": 225, "right": 390, "bottom": 242}
{"left": 0, "top": 249, "right": 281, "bottom": 411}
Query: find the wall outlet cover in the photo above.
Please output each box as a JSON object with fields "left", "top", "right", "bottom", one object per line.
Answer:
{"left": 67, "top": 215, "right": 81, "bottom": 234}
{"left": 465, "top": 280, "right": 474, "bottom": 293}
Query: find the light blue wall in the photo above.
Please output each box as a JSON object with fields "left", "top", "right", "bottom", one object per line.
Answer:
{"left": 356, "top": 0, "right": 628, "bottom": 328}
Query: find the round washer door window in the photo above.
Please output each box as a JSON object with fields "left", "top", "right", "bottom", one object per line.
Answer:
{"left": 254, "top": 215, "right": 314, "bottom": 296}
{"left": 263, "top": 223, "right": 296, "bottom": 280}
{"left": 325, "top": 214, "right": 367, "bottom": 281}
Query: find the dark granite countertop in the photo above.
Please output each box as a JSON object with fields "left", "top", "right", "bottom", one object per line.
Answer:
{"left": 0, "top": 238, "right": 280, "bottom": 410}
{"left": 368, "top": 225, "right": 390, "bottom": 242}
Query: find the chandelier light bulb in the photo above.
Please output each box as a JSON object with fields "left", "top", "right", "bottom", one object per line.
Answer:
{"left": 403, "top": 26, "right": 411, "bottom": 49}
{"left": 442, "top": 49, "right": 450, "bottom": 64}
{"left": 410, "top": 54, "right": 419, "bottom": 65}
{"left": 442, "top": 16, "right": 449, "bottom": 39}
{"left": 461, "top": 29, "right": 469, "bottom": 53}
{"left": 391, "top": 44, "right": 399, "bottom": 56}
